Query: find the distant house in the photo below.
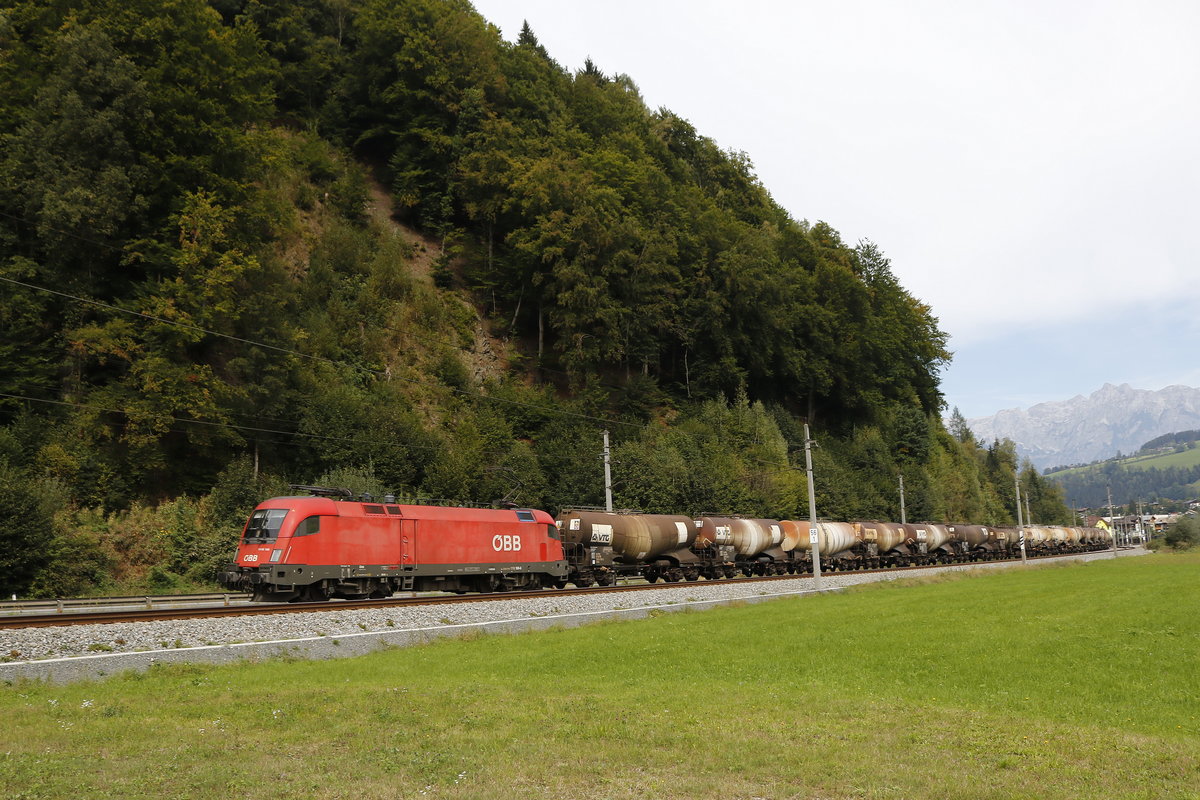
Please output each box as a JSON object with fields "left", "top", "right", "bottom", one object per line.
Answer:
{"left": 1100, "top": 514, "right": 1180, "bottom": 536}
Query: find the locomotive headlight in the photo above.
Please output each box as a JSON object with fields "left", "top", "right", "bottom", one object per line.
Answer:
{"left": 269, "top": 549, "right": 283, "bottom": 563}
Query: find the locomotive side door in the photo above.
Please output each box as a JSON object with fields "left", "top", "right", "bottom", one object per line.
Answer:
{"left": 400, "top": 518, "right": 415, "bottom": 568}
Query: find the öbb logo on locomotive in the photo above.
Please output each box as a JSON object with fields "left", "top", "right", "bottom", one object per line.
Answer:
{"left": 216, "top": 486, "right": 1113, "bottom": 602}
{"left": 492, "top": 534, "right": 522, "bottom": 552}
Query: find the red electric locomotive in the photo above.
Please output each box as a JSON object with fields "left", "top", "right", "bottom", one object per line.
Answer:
{"left": 218, "top": 486, "right": 568, "bottom": 601}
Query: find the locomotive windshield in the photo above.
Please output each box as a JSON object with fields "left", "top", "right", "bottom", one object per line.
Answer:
{"left": 243, "top": 509, "right": 289, "bottom": 542}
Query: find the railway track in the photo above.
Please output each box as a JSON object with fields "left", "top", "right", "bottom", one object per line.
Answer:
{"left": 0, "top": 550, "right": 1115, "bottom": 630}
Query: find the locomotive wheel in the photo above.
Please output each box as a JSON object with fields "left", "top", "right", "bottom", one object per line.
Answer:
{"left": 300, "top": 583, "right": 330, "bottom": 602}
{"left": 253, "top": 589, "right": 299, "bottom": 603}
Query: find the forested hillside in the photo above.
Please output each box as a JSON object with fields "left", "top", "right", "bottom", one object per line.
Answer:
{"left": 0, "top": 0, "right": 1069, "bottom": 596}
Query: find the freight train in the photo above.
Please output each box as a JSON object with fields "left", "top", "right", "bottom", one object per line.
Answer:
{"left": 217, "top": 486, "right": 1112, "bottom": 602}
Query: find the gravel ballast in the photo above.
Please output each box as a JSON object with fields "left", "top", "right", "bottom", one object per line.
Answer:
{"left": 1, "top": 549, "right": 1145, "bottom": 684}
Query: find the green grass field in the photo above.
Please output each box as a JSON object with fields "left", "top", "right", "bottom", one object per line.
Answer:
{"left": 3, "top": 554, "right": 1198, "bottom": 800}
{"left": 1048, "top": 443, "right": 1200, "bottom": 478}
{"left": 1121, "top": 446, "right": 1200, "bottom": 472}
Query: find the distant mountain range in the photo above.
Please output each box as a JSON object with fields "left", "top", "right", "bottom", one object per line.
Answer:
{"left": 966, "top": 383, "right": 1200, "bottom": 471}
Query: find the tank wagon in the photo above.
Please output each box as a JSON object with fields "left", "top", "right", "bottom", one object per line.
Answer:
{"left": 555, "top": 510, "right": 701, "bottom": 585}
{"left": 785, "top": 521, "right": 862, "bottom": 569}
{"left": 222, "top": 487, "right": 1114, "bottom": 600}
{"left": 945, "top": 524, "right": 997, "bottom": 560}
{"left": 694, "top": 516, "right": 790, "bottom": 576}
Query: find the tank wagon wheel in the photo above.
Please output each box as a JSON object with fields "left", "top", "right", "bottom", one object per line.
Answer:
{"left": 683, "top": 568, "right": 700, "bottom": 582}
{"left": 664, "top": 568, "right": 684, "bottom": 583}
{"left": 597, "top": 572, "right": 617, "bottom": 587}
{"left": 643, "top": 568, "right": 660, "bottom": 584}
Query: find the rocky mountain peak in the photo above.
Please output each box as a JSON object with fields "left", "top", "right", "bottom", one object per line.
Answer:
{"left": 965, "top": 384, "right": 1200, "bottom": 470}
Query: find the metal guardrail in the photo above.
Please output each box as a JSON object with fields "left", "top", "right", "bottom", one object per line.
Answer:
{"left": 0, "top": 592, "right": 252, "bottom": 614}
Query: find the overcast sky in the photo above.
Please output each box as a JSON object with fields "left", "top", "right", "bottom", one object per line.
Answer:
{"left": 470, "top": 0, "right": 1200, "bottom": 418}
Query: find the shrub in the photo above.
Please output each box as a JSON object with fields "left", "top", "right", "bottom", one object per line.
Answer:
{"left": 1162, "top": 516, "right": 1199, "bottom": 550}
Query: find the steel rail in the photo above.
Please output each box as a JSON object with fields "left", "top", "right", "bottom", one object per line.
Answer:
{"left": 0, "top": 549, "right": 1110, "bottom": 630}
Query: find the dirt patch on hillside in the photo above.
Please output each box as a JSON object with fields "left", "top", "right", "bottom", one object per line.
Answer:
{"left": 366, "top": 177, "right": 511, "bottom": 383}
{"left": 365, "top": 178, "right": 440, "bottom": 283}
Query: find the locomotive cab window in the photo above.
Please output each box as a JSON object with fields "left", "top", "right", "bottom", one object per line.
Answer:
{"left": 293, "top": 516, "right": 321, "bottom": 537}
{"left": 243, "top": 509, "right": 288, "bottom": 542}
{"left": 515, "top": 510, "right": 535, "bottom": 522}
{"left": 546, "top": 524, "right": 560, "bottom": 541}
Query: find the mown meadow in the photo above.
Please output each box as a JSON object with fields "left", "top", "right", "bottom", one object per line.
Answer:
{"left": 3, "top": 552, "right": 1197, "bottom": 799}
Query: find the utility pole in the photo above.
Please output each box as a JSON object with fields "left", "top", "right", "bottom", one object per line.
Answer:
{"left": 602, "top": 430, "right": 613, "bottom": 512}
{"left": 1107, "top": 485, "right": 1118, "bottom": 557}
{"left": 1015, "top": 475, "right": 1027, "bottom": 564}
{"left": 804, "top": 423, "right": 823, "bottom": 590}
{"left": 898, "top": 473, "right": 907, "bottom": 524}
{"left": 1025, "top": 493, "right": 1033, "bottom": 527}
